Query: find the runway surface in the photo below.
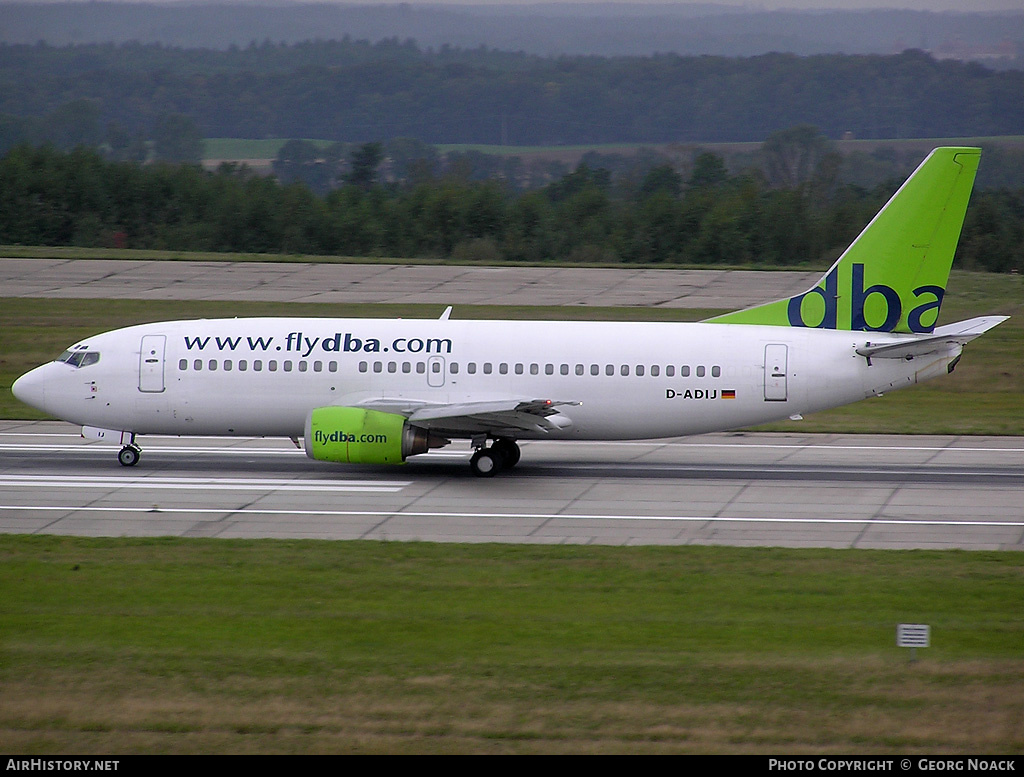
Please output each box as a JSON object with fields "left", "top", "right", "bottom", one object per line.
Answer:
{"left": 2, "top": 421, "right": 1022, "bottom": 550}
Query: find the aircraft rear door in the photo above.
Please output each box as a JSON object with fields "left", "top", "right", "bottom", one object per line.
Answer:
{"left": 139, "top": 335, "right": 167, "bottom": 393}
{"left": 764, "top": 343, "right": 788, "bottom": 401}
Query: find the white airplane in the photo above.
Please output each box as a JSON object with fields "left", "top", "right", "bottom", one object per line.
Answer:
{"left": 12, "top": 147, "right": 1007, "bottom": 476}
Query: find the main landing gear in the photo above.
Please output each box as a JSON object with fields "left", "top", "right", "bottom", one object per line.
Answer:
{"left": 118, "top": 434, "right": 141, "bottom": 467}
{"left": 469, "top": 438, "right": 521, "bottom": 478}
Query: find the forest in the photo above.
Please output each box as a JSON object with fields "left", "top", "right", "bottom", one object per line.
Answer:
{"left": 1, "top": 41, "right": 1023, "bottom": 147}
{"left": 2, "top": 139, "right": 1021, "bottom": 273}
{"left": 1, "top": 37, "right": 1021, "bottom": 272}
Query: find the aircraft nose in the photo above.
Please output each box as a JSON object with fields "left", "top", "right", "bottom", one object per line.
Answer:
{"left": 12, "top": 366, "right": 47, "bottom": 411}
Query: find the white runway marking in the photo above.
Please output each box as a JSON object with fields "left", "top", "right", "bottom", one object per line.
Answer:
{"left": 2, "top": 434, "right": 1024, "bottom": 455}
{"left": 1, "top": 504, "right": 1021, "bottom": 528}
{"left": 0, "top": 443, "right": 303, "bottom": 456}
{"left": 0, "top": 475, "right": 408, "bottom": 493}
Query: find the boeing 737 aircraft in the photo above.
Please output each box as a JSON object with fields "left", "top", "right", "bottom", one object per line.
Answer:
{"left": 12, "top": 147, "right": 1007, "bottom": 476}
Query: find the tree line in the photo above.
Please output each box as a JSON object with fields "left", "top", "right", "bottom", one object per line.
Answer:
{"left": 1, "top": 141, "right": 1020, "bottom": 273}
{"left": 1, "top": 41, "right": 1023, "bottom": 147}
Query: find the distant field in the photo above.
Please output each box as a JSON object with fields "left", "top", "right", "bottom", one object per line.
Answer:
{"left": 202, "top": 135, "right": 1024, "bottom": 166}
{"left": 203, "top": 137, "right": 335, "bottom": 161}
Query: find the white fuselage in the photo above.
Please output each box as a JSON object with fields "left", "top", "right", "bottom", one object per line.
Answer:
{"left": 13, "top": 317, "right": 959, "bottom": 442}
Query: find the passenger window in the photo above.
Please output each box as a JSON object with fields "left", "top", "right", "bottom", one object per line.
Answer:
{"left": 373, "top": 362, "right": 382, "bottom": 373}
{"left": 484, "top": 363, "right": 493, "bottom": 375}
{"left": 329, "top": 362, "right": 338, "bottom": 373}
{"left": 416, "top": 362, "right": 426, "bottom": 374}
{"left": 712, "top": 366, "right": 721, "bottom": 377}
{"left": 402, "top": 362, "right": 411, "bottom": 374}
{"left": 515, "top": 363, "right": 524, "bottom": 375}
{"left": 268, "top": 360, "right": 278, "bottom": 372}
{"left": 358, "top": 361, "right": 368, "bottom": 373}
{"left": 680, "top": 366, "right": 690, "bottom": 377}
{"left": 666, "top": 365, "right": 674, "bottom": 377}
{"left": 636, "top": 365, "right": 645, "bottom": 376}
{"left": 545, "top": 364, "right": 554, "bottom": 375}
{"left": 697, "top": 366, "right": 706, "bottom": 377}
{"left": 299, "top": 361, "right": 308, "bottom": 373}
{"left": 283, "top": 361, "right": 292, "bottom": 372}
{"left": 605, "top": 365, "right": 614, "bottom": 376}
{"left": 450, "top": 362, "right": 459, "bottom": 374}
{"left": 468, "top": 362, "right": 477, "bottom": 374}
{"left": 560, "top": 364, "right": 569, "bottom": 375}
{"left": 650, "top": 365, "right": 660, "bottom": 377}
{"left": 620, "top": 365, "right": 629, "bottom": 376}
{"left": 254, "top": 360, "right": 263, "bottom": 372}
{"left": 179, "top": 359, "right": 187, "bottom": 371}
{"left": 530, "top": 363, "right": 539, "bottom": 375}
{"left": 575, "top": 364, "right": 584, "bottom": 376}
{"left": 388, "top": 362, "right": 397, "bottom": 373}
{"left": 499, "top": 363, "right": 508, "bottom": 375}
{"left": 224, "top": 360, "right": 233, "bottom": 372}
{"left": 590, "top": 364, "right": 599, "bottom": 376}
{"left": 194, "top": 360, "right": 202, "bottom": 371}
{"left": 239, "top": 360, "right": 248, "bottom": 371}
{"left": 209, "top": 360, "right": 217, "bottom": 371}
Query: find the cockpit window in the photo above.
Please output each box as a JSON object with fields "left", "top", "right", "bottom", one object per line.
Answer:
{"left": 57, "top": 350, "right": 100, "bottom": 368}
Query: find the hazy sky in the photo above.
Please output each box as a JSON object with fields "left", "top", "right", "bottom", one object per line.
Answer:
{"left": 48, "top": 0, "right": 1024, "bottom": 9}
{"left": 334, "top": 0, "right": 1024, "bottom": 10}
{"left": 34, "top": 0, "right": 1024, "bottom": 12}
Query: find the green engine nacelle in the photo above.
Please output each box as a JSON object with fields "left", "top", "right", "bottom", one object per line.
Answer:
{"left": 304, "top": 406, "right": 447, "bottom": 464}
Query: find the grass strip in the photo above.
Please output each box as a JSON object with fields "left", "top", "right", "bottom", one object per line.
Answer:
{"left": 0, "top": 536, "right": 1021, "bottom": 754}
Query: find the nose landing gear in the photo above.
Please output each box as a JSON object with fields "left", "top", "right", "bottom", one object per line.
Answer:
{"left": 118, "top": 434, "right": 141, "bottom": 467}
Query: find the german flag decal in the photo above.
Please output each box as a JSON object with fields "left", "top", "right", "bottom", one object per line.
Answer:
{"left": 721, "top": 390, "right": 737, "bottom": 399}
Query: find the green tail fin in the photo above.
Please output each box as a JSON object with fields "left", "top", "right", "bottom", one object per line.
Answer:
{"left": 706, "top": 147, "right": 981, "bottom": 333}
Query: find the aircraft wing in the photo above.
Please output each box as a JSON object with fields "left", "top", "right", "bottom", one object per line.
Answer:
{"left": 355, "top": 397, "right": 580, "bottom": 437}
{"left": 855, "top": 316, "right": 1008, "bottom": 360}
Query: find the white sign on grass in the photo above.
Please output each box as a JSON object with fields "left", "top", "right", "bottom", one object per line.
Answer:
{"left": 897, "top": 623, "right": 930, "bottom": 648}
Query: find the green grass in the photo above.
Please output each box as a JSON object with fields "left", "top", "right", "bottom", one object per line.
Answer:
{"left": 203, "top": 137, "right": 335, "bottom": 160}
{"left": 1, "top": 536, "right": 1021, "bottom": 754}
{"left": 3, "top": 269, "right": 1022, "bottom": 432}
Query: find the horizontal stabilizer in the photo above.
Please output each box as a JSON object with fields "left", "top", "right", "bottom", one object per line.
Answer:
{"left": 856, "top": 316, "right": 1008, "bottom": 360}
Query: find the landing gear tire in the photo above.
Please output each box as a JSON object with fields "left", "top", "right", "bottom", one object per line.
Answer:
{"left": 118, "top": 445, "right": 141, "bottom": 467}
{"left": 470, "top": 448, "right": 503, "bottom": 478}
{"left": 491, "top": 438, "right": 520, "bottom": 469}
